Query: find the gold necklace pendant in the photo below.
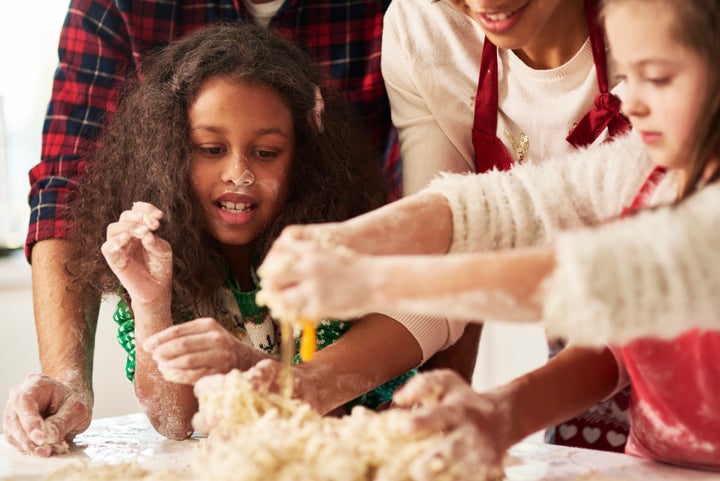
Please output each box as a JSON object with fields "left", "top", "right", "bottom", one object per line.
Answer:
{"left": 504, "top": 130, "right": 529, "bottom": 164}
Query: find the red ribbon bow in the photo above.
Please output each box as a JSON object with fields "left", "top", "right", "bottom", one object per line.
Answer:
{"left": 566, "top": 91, "right": 631, "bottom": 148}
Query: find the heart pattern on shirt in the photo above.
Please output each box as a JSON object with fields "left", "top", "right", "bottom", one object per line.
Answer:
{"left": 582, "top": 427, "right": 601, "bottom": 444}
{"left": 548, "top": 342, "right": 631, "bottom": 452}
{"left": 559, "top": 424, "right": 578, "bottom": 440}
{"left": 559, "top": 424, "right": 628, "bottom": 447}
{"left": 606, "top": 431, "right": 627, "bottom": 447}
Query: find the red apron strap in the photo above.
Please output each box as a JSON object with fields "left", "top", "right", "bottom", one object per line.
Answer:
{"left": 472, "top": 40, "right": 515, "bottom": 173}
{"left": 472, "top": 0, "right": 630, "bottom": 172}
{"left": 566, "top": 0, "right": 631, "bottom": 148}
{"left": 621, "top": 166, "right": 668, "bottom": 216}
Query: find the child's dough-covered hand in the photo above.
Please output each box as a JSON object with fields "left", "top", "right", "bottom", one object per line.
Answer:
{"left": 191, "top": 361, "right": 327, "bottom": 435}
{"left": 393, "top": 370, "right": 509, "bottom": 481}
{"left": 142, "top": 317, "right": 271, "bottom": 385}
{"left": 236, "top": 358, "right": 328, "bottom": 414}
{"left": 191, "top": 373, "right": 226, "bottom": 434}
{"left": 257, "top": 238, "right": 379, "bottom": 322}
{"left": 101, "top": 201, "right": 172, "bottom": 305}
{"left": 205, "top": 358, "right": 332, "bottom": 414}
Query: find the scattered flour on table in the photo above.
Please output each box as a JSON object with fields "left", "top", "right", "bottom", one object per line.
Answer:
{"left": 41, "top": 462, "right": 183, "bottom": 481}
{"left": 570, "top": 471, "right": 627, "bottom": 481}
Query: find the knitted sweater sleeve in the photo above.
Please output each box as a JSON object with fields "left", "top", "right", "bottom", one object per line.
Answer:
{"left": 543, "top": 181, "right": 720, "bottom": 345}
{"left": 396, "top": 134, "right": 648, "bottom": 356}
{"left": 425, "top": 133, "right": 652, "bottom": 253}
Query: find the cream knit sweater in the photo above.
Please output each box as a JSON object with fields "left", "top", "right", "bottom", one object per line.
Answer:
{"left": 427, "top": 133, "right": 720, "bottom": 345}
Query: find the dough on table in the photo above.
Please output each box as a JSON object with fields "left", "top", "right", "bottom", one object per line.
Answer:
{"left": 44, "top": 369, "right": 504, "bottom": 481}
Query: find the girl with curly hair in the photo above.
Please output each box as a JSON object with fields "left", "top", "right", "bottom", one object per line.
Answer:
{"left": 66, "top": 23, "right": 420, "bottom": 439}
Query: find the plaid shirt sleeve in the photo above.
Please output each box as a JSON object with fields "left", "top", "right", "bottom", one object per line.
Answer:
{"left": 26, "top": 0, "right": 138, "bottom": 260}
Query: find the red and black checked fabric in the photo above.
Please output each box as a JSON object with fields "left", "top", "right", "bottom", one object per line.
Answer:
{"left": 27, "top": 0, "right": 399, "bottom": 260}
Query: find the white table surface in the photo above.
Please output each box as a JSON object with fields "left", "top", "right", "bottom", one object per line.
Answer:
{"left": 1, "top": 413, "right": 718, "bottom": 480}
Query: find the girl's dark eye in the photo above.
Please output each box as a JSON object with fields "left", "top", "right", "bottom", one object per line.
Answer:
{"left": 251, "top": 149, "right": 279, "bottom": 161}
{"left": 195, "top": 145, "right": 225, "bottom": 156}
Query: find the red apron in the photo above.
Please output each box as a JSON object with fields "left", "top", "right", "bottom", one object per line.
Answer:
{"left": 470, "top": 0, "right": 634, "bottom": 452}
{"left": 471, "top": 0, "right": 630, "bottom": 172}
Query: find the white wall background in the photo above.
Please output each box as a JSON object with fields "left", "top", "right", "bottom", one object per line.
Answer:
{"left": 0, "top": 1, "right": 72, "bottom": 249}
{"left": 0, "top": 1, "right": 547, "bottom": 441}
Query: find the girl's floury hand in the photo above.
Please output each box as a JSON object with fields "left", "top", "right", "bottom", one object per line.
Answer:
{"left": 143, "top": 317, "right": 270, "bottom": 385}
{"left": 101, "top": 201, "right": 172, "bottom": 305}
{"left": 256, "top": 239, "right": 378, "bottom": 322}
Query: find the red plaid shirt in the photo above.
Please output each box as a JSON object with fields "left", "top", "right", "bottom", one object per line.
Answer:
{"left": 27, "top": 0, "right": 399, "bottom": 260}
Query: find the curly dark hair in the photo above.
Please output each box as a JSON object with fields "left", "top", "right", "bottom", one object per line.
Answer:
{"left": 67, "top": 23, "right": 388, "bottom": 318}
